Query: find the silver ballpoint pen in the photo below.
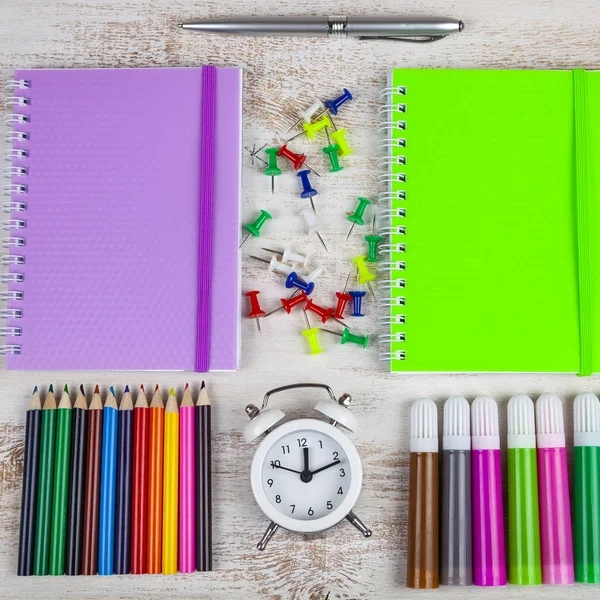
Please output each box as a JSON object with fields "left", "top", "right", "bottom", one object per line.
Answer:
{"left": 179, "top": 16, "right": 464, "bottom": 42}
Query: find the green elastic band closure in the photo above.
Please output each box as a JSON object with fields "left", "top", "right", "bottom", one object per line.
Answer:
{"left": 573, "top": 68, "right": 593, "bottom": 376}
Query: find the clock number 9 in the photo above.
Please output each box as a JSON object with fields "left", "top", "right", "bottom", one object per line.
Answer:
{"left": 267, "top": 479, "right": 273, "bottom": 487}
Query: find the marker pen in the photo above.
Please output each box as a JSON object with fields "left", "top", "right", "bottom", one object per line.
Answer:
{"left": 507, "top": 394, "right": 541, "bottom": 585}
{"left": 407, "top": 398, "right": 439, "bottom": 589}
{"left": 440, "top": 396, "right": 472, "bottom": 586}
{"left": 535, "top": 394, "right": 573, "bottom": 584}
{"left": 471, "top": 395, "right": 506, "bottom": 586}
{"left": 574, "top": 392, "right": 600, "bottom": 583}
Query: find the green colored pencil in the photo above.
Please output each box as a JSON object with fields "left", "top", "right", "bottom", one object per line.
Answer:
{"left": 49, "top": 385, "right": 73, "bottom": 575}
{"left": 33, "top": 385, "right": 57, "bottom": 576}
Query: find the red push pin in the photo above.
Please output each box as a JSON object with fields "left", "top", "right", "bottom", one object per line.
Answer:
{"left": 277, "top": 145, "right": 320, "bottom": 177}
{"left": 304, "top": 298, "right": 333, "bottom": 324}
{"left": 263, "top": 291, "right": 307, "bottom": 318}
{"left": 245, "top": 291, "right": 265, "bottom": 335}
{"left": 333, "top": 269, "right": 353, "bottom": 320}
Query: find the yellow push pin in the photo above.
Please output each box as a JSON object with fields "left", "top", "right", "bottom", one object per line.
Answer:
{"left": 352, "top": 256, "right": 377, "bottom": 301}
{"left": 301, "top": 310, "right": 323, "bottom": 355}
{"left": 330, "top": 128, "right": 353, "bottom": 157}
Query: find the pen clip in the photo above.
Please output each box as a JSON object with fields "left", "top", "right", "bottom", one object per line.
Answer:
{"left": 357, "top": 34, "right": 449, "bottom": 42}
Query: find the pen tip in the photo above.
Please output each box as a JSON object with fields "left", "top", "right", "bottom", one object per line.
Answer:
{"left": 49, "top": 384, "right": 54, "bottom": 393}
{"left": 94, "top": 384, "right": 99, "bottom": 394}
{"left": 201, "top": 380, "right": 206, "bottom": 390}
{"left": 178, "top": 23, "right": 184, "bottom": 28}
{"left": 458, "top": 20, "right": 464, "bottom": 32}
{"left": 124, "top": 385, "right": 129, "bottom": 393}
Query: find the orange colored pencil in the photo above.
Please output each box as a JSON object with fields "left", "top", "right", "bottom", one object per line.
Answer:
{"left": 146, "top": 385, "right": 164, "bottom": 574}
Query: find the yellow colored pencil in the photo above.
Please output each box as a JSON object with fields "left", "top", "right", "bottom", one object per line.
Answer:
{"left": 162, "top": 388, "right": 179, "bottom": 574}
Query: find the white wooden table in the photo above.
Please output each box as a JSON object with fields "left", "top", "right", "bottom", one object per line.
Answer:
{"left": 2, "top": 0, "right": 600, "bottom": 597}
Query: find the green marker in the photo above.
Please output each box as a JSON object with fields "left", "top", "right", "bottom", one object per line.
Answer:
{"left": 507, "top": 394, "right": 541, "bottom": 585}
{"left": 574, "top": 392, "right": 600, "bottom": 583}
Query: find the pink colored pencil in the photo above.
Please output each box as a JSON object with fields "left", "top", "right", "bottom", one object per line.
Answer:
{"left": 179, "top": 384, "right": 196, "bottom": 572}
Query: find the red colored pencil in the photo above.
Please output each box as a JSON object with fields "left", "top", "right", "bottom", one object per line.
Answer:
{"left": 130, "top": 385, "right": 149, "bottom": 574}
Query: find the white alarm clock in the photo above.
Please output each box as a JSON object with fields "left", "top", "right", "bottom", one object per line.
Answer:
{"left": 244, "top": 383, "right": 371, "bottom": 550}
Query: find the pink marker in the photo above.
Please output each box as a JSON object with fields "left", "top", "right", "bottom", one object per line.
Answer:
{"left": 471, "top": 395, "right": 506, "bottom": 586}
{"left": 535, "top": 394, "right": 574, "bottom": 584}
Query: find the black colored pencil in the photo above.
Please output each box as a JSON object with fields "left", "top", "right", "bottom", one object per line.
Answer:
{"left": 195, "top": 381, "right": 212, "bottom": 571}
{"left": 114, "top": 386, "right": 134, "bottom": 574}
{"left": 17, "top": 387, "right": 42, "bottom": 576}
{"left": 65, "top": 385, "right": 88, "bottom": 575}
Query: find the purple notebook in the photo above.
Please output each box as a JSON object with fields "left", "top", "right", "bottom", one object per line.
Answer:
{"left": 2, "top": 67, "right": 242, "bottom": 371}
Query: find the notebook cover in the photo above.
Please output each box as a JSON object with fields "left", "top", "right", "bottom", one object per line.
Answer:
{"left": 4, "top": 67, "right": 241, "bottom": 370}
{"left": 384, "top": 68, "right": 600, "bottom": 373}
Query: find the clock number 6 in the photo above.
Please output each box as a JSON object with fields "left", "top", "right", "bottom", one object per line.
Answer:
{"left": 308, "top": 507, "right": 314, "bottom": 516}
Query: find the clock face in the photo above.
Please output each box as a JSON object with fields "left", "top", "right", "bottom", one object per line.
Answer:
{"left": 251, "top": 419, "right": 363, "bottom": 533}
{"left": 261, "top": 429, "right": 349, "bottom": 521}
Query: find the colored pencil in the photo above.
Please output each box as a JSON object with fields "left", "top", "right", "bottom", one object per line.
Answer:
{"left": 81, "top": 385, "right": 103, "bottom": 575}
{"left": 195, "top": 381, "right": 212, "bottom": 571}
{"left": 33, "top": 385, "right": 57, "bottom": 576}
{"left": 162, "top": 388, "right": 179, "bottom": 574}
{"left": 17, "top": 387, "right": 42, "bottom": 576}
{"left": 65, "top": 385, "right": 88, "bottom": 576}
{"left": 179, "top": 384, "right": 195, "bottom": 573}
{"left": 98, "top": 386, "right": 118, "bottom": 575}
{"left": 49, "top": 385, "right": 73, "bottom": 575}
{"left": 131, "top": 385, "right": 149, "bottom": 574}
{"left": 147, "top": 385, "right": 164, "bottom": 574}
{"left": 407, "top": 398, "right": 439, "bottom": 589}
{"left": 114, "top": 386, "right": 134, "bottom": 575}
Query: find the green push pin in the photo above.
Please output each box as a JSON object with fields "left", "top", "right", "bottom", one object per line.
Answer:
{"left": 321, "top": 327, "right": 369, "bottom": 349}
{"left": 240, "top": 209, "right": 272, "bottom": 249}
{"left": 264, "top": 148, "right": 282, "bottom": 195}
{"left": 365, "top": 215, "right": 382, "bottom": 262}
{"left": 346, "top": 197, "right": 372, "bottom": 240}
{"left": 322, "top": 144, "right": 343, "bottom": 173}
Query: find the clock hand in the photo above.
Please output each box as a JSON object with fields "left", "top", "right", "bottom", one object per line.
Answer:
{"left": 301, "top": 447, "right": 312, "bottom": 483}
{"left": 310, "top": 459, "right": 341, "bottom": 476}
{"left": 272, "top": 464, "right": 302, "bottom": 475}
{"left": 303, "top": 447, "right": 310, "bottom": 474}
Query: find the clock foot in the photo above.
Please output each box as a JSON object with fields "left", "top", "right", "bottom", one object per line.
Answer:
{"left": 346, "top": 511, "right": 372, "bottom": 538}
{"left": 257, "top": 521, "right": 279, "bottom": 551}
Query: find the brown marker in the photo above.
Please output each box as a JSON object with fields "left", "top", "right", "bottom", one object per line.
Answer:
{"left": 407, "top": 398, "right": 439, "bottom": 589}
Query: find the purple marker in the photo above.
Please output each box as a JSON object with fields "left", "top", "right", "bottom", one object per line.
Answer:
{"left": 535, "top": 394, "right": 574, "bottom": 584}
{"left": 471, "top": 395, "right": 506, "bottom": 586}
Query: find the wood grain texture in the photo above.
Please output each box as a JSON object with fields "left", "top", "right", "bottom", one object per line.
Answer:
{"left": 2, "top": 0, "right": 600, "bottom": 597}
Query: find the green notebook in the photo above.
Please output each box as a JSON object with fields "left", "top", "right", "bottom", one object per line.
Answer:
{"left": 381, "top": 68, "right": 600, "bottom": 374}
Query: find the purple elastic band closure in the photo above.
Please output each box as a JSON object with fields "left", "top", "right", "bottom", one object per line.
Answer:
{"left": 196, "top": 65, "right": 216, "bottom": 372}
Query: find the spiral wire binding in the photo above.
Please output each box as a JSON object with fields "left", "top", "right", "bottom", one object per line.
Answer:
{"left": 1, "top": 79, "right": 29, "bottom": 356}
{"left": 377, "top": 83, "right": 407, "bottom": 363}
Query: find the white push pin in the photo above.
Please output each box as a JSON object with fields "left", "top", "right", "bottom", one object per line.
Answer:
{"left": 305, "top": 262, "right": 326, "bottom": 283}
{"left": 250, "top": 255, "right": 294, "bottom": 276}
{"left": 299, "top": 208, "right": 328, "bottom": 252}
{"left": 286, "top": 99, "right": 325, "bottom": 133}
{"left": 261, "top": 247, "right": 310, "bottom": 268}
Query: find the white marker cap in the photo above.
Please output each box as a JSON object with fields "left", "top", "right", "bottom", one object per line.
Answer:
{"left": 574, "top": 392, "right": 600, "bottom": 447}
{"left": 535, "top": 394, "right": 565, "bottom": 449}
{"left": 410, "top": 398, "right": 438, "bottom": 453}
{"left": 442, "top": 396, "right": 470, "bottom": 451}
{"left": 471, "top": 395, "right": 500, "bottom": 450}
{"left": 507, "top": 394, "right": 535, "bottom": 449}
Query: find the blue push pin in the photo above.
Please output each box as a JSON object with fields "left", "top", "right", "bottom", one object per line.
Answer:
{"left": 325, "top": 88, "right": 353, "bottom": 115}
{"left": 297, "top": 169, "right": 318, "bottom": 213}
{"left": 349, "top": 290, "right": 366, "bottom": 317}
{"left": 285, "top": 272, "right": 315, "bottom": 296}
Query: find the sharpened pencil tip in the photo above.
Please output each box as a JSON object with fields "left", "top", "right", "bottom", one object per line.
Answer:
{"left": 63, "top": 384, "right": 69, "bottom": 393}
{"left": 94, "top": 384, "right": 99, "bottom": 394}
{"left": 109, "top": 385, "right": 115, "bottom": 397}
{"left": 33, "top": 385, "right": 38, "bottom": 394}
{"left": 169, "top": 387, "right": 175, "bottom": 396}
{"left": 49, "top": 384, "right": 54, "bottom": 393}
{"left": 155, "top": 384, "right": 159, "bottom": 392}
{"left": 80, "top": 384, "right": 84, "bottom": 394}
{"left": 201, "top": 380, "right": 206, "bottom": 390}
{"left": 140, "top": 383, "right": 145, "bottom": 391}
{"left": 125, "top": 385, "right": 129, "bottom": 393}
{"left": 185, "top": 382, "right": 189, "bottom": 390}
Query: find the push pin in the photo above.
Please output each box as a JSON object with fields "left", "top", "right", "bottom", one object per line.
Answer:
{"left": 285, "top": 99, "right": 325, "bottom": 133}
{"left": 313, "top": 88, "right": 353, "bottom": 120}
{"left": 250, "top": 255, "right": 294, "bottom": 276}
{"left": 286, "top": 115, "right": 331, "bottom": 144}
{"left": 245, "top": 291, "right": 265, "bottom": 335}
{"left": 346, "top": 197, "right": 372, "bottom": 240}
{"left": 264, "top": 148, "right": 282, "bottom": 194}
{"left": 322, "top": 143, "right": 343, "bottom": 173}
{"left": 277, "top": 145, "right": 320, "bottom": 177}
{"left": 286, "top": 272, "right": 315, "bottom": 296}
{"left": 321, "top": 327, "right": 369, "bottom": 349}
{"left": 352, "top": 255, "right": 376, "bottom": 300}
{"left": 263, "top": 290, "right": 307, "bottom": 318}
{"left": 304, "top": 298, "right": 333, "bottom": 325}
{"left": 305, "top": 262, "right": 326, "bottom": 283}
{"left": 261, "top": 247, "right": 310, "bottom": 268}
{"left": 240, "top": 209, "right": 272, "bottom": 248}
{"left": 365, "top": 215, "right": 383, "bottom": 263}
{"left": 333, "top": 270, "right": 353, "bottom": 320}
{"left": 297, "top": 169, "right": 318, "bottom": 213}
{"left": 299, "top": 207, "right": 328, "bottom": 252}
{"left": 330, "top": 128, "right": 353, "bottom": 157}
{"left": 349, "top": 290, "right": 366, "bottom": 317}
{"left": 301, "top": 310, "right": 323, "bottom": 355}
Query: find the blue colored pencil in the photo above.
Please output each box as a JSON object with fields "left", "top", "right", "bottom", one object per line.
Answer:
{"left": 98, "top": 387, "right": 118, "bottom": 575}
